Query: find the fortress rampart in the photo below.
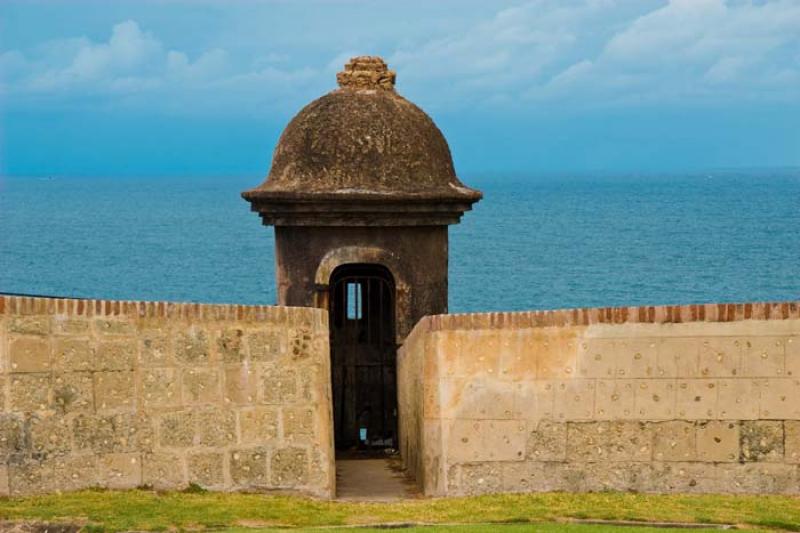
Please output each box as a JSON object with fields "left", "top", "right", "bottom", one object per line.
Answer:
{"left": 0, "top": 295, "right": 334, "bottom": 498}
{"left": 398, "top": 302, "right": 800, "bottom": 496}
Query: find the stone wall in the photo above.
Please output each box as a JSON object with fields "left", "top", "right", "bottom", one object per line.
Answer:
{"left": 0, "top": 295, "right": 334, "bottom": 498}
{"left": 398, "top": 302, "right": 800, "bottom": 496}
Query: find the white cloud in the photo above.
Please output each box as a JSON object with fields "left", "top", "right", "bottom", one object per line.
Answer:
{"left": 532, "top": 0, "right": 800, "bottom": 104}
{"left": 1, "top": 19, "right": 325, "bottom": 114}
{"left": 1, "top": 2, "right": 798, "bottom": 114}
{"left": 389, "top": 0, "right": 800, "bottom": 109}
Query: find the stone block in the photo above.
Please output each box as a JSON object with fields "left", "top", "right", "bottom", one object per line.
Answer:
{"left": 94, "top": 371, "right": 135, "bottom": 411}
{"left": 525, "top": 420, "right": 566, "bottom": 461}
{"left": 240, "top": 407, "right": 279, "bottom": 444}
{"left": 454, "top": 331, "right": 500, "bottom": 377}
{"left": 230, "top": 448, "right": 268, "bottom": 486}
{"left": 717, "top": 379, "right": 760, "bottom": 419}
{"left": 552, "top": 379, "right": 595, "bottom": 420}
{"left": 696, "top": 421, "right": 739, "bottom": 462}
{"left": 289, "top": 327, "right": 314, "bottom": 361}
{"left": 0, "top": 466, "right": 9, "bottom": 496}
{"left": 442, "top": 378, "right": 514, "bottom": 420}
{"left": 52, "top": 455, "right": 98, "bottom": 492}
{"left": 675, "top": 379, "right": 717, "bottom": 419}
{"left": 0, "top": 415, "right": 24, "bottom": 455}
{"left": 29, "top": 413, "right": 71, "bottom": 456}
{"left": 131, "top": 412, "right": 157, "bottom": 453}
{"left": 94, "top": 318, "right": 135, "bottom": 336}
{"left": 9, "top": 459, "right": 53, "bottom": 496}
{"left": 438, "top": 331, "right": 464, "bottom": 379}
{"left": 717, "top": 462, "right": 798, "bottom": 494}
{"left": 448, "top": 419, "right": 526, "bottom": 462}
{"left": 454, "top": 462, "right": 502, "bottom": 495}
{"left": 141, "top": 368, "right": 180, "bottom": 407}
{"left": 9, "top": 336, "right": 51, "bottom": 372}
{"left": 182, "top": 368, "right": 221, "bottom": 405}
{"left": 634, "top": 379, "right": 677, "bottom": 420}
{"left": 594, "top": 379, "right": 635, "bottom": 419}
{"left": 536, "top": 334, "right": 578, "bottom": 379}
{"left": 271, "top": 447, "right": 308, "bottom": 487}
{"left": 188, "top": 452, "right": 224, "bottom": 488}
{"left": 652, "top": 421, "right": 696, "bottom": 461}
{"left": 298, "top": 365, "right": 324, "bottom": 403}
{"left": 497, "top": 330, "right": 537, "bottom": 380}
{"left": 306, "top": 446, "right": 331, "bottom": 490}
{"left": 140, "top": 331, "right": 172, "bottom": 366}
{"left": 581, "top": 461, "right": 653, "bottom": 493}
{"left": 618, "top": 339, "right": 659, "bottom": 378}
{"left": 225, "top": 365, "right": 258, "bottom": 405}
{"left": 656, "top": 338, "right": 699, "bottom": 378}
{"left": 577, "top": 339, "right": 617, "bottom": 379}
{"left": 740, "top": 421, "right": 784, "bottom": 462}
{"left": 52, "top": 372, "right": 93, "bottom": 414}
{"left": 51, "top": 316, "right": 89, "bottom": 335}
{"left": 566, "top": 421, "right": 651, "bottom": 462}
{"left": 248, "top": 329, "right": 285, "bottom": 361}
{"left": 142, "top": 452, "right": 185, "bottom": 490}
{"left": 698, "top": 338, "right": 742, "bottom": 377}
{"left": 217, "top": 327, "right": 245, "bottom": 363}
{"left": 759, "top": 379, "right": 800, "bottom": 419}
{"left": 786, "top": 336, "right": 799, "bottom": 378}
{"left": 648, "top": 461, "right": 718, "bottom": 493}
{"left": 741, "top": 337, "right": 786, "bottom": 377}
{"left": 9, "top": 317, "right": 49, "bottom": 336}
{"left": 785, "top": 421, "right": 800, "bottom": 464}
{"left": 260, "top": 365, "right": 297, "bottom": 404}
{"left": 501, "top": 461, "right": 568, "bottom": 493}
{"left": 72, "top": 413, "right": 137, "bottom": 453}
{"left": 10, "top": 373, "right": 51, "bottom": 412}
{"left": 282, "top": 406, "right": 314, "bottom": 441}
{"left": 0, "top": 376, "right": 6, "bottom": 411}
{"left": 512, "top": 380, "right": 554, "bottom": 420}
{"left": 53, "top": 338, "right": 93, "bottom": 372}
{"left": 175, "top": 327, "right": 209, "bottom": 364}
{"left": 99, "top": 452, "right": 142, "bottom": 489}
{"left": 196, "top": 408, "right": 236, "bottom": 447}
{"left": 96, "top": 340, "right": 136, "bottom": 371}
{"left": 422, "top": 379, "right": 441, "bottom": 419}
{"left": 158, "top": 411, "right": 194, "bottom": 448}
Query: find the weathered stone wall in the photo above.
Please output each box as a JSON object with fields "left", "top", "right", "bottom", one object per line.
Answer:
{"left": 0, "top": 295, "right": 334, "bottom": 498}
{"left": 398, "top": 302, "right": 800, "bottom": 496}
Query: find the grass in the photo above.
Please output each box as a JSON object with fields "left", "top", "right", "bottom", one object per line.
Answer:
{"left": 0, "top": 489, "right": 797, "bottom": 532}
{"left": 221, "top": 526, "right": 751, "bottom": 533}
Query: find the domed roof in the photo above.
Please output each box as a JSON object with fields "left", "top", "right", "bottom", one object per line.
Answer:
{"left": 242, "top": 56, "right": 482, "bottom": 226}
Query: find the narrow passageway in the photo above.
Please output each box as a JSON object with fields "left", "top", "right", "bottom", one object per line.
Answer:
{"left": 335, "top": 455, "right": 419, "bottom": 501}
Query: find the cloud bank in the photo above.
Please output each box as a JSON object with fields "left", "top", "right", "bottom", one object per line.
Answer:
{"left": 1, "top": 0, "right": 799, "bottom": 115}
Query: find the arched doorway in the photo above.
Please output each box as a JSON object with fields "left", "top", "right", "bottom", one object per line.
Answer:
{"left": 329, "top": 263, "right": 397, "bottom": 451}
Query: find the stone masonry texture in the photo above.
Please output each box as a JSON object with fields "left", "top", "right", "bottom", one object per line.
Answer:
{"left": 0, "top": 295, "right": 334, "bottom": 498}
{"left": 398, "top": 302, "right": 800, "bottom": 496}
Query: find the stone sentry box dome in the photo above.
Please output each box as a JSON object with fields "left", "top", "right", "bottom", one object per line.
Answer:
{"left": 243, "top": 56, "right": 481, "bottom": 341}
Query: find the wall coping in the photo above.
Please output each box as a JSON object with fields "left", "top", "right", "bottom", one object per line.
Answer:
{"left": 0, "top": 294, "right": 327, "bottom": 324}
{"left": 414, "top": 301, "right": 800, "bottom": 334}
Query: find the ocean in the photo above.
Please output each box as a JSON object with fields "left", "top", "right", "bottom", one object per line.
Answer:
{"left": 1, "top": 170, "right": 798, "bottom": 313}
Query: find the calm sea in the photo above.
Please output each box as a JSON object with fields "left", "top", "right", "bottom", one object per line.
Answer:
{"left": 1, "top": 170, "right": 798, "bottom": 313}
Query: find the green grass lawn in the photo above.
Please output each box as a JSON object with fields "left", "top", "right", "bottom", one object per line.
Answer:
{"left": 0, "top": 489, "right": 797, "bottom": 532}
{"left": 222, "top": 526, "right": 744, "bottom": 533}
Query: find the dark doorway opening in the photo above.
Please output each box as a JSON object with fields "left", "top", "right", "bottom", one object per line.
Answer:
{"left": 329, "top": 264, "right": 398, "bottom": 452}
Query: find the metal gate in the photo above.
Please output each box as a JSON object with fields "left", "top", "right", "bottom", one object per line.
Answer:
{"left": 329, "top": 264, "right": 397, "bottom": 450}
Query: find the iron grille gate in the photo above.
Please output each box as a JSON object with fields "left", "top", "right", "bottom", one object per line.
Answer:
{"left": 329, "top": 264, "right": 397, "bottom": 450}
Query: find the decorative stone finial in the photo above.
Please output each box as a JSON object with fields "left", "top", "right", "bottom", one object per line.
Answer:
{"left": 336, "top": 56, "right": 396, "bottom": 91}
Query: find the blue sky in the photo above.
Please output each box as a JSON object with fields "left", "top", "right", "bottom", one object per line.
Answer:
{"left": 1, "top": 0, "right": 799, "bottom": 177}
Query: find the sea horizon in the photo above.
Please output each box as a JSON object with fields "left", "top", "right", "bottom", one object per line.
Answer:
{"left": 2, "top": 167, "right": 798, "bottom": 313}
